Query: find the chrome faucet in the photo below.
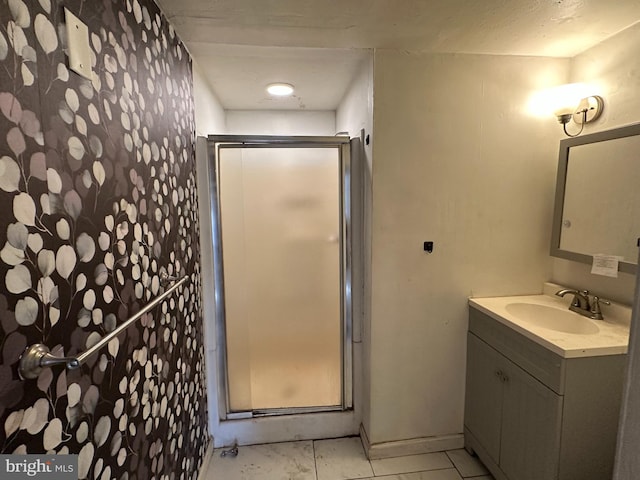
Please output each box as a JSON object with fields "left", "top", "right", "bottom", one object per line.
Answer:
{"left": 555, "top": 288, "right": 610, "bottom": 320}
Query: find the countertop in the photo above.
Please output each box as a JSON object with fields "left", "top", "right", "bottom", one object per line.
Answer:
{"left": 469, "top": 283, "right": 632, "bottom": 358}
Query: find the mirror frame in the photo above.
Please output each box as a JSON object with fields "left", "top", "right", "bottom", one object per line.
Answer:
{"left": 550, "top": 122, "right": 640, "bottom": 275}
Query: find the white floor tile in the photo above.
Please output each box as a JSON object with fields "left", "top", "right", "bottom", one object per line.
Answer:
{"left": 314, "top": 437, "right": 374, "bottom": 480}
{"left": 364, "top": 468, "right": 463, "bottom": 480}
{"left": 445, "top": 449, "right": 489, "bottom": 477}
{"left": 370, "top": 453, "right": 453, "bottom": 476}
{"left": 207, "top": 441, "right": 316, "bottom": 480}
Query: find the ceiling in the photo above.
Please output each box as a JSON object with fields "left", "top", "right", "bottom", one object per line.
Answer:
{"left": 187, "top": 43, "right": 369, "bottom": 110}
{"left": 154, "top": 0, "right": 640, "bottom": 110}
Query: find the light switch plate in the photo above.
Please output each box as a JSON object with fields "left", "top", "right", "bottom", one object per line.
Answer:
{"left": 64, "top": 8, "right": 92, "bottom": 80}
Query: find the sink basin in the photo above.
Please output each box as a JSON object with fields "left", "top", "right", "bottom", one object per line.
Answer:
{"left": 505, "top": 303, "right": 600, "bottom": 335}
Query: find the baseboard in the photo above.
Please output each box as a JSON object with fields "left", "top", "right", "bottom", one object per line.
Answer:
{"left": 197, "top": 436, "right": 215, "bottom": 480}
{"left": 360, "top": 424, "right": 464, "bottom": 460}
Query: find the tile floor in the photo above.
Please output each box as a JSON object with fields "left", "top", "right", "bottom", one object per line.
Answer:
{"left": 201, "top": 436, "right": 495, "bottom": 480}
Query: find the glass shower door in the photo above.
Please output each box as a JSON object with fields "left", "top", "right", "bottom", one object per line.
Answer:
{"left": 214, "top": 140, "right": 349, "bottom": 415}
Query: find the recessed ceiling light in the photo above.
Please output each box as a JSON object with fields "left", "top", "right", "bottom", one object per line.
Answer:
{"left": 267, "top": 83, "right": 294, "bottom": 96}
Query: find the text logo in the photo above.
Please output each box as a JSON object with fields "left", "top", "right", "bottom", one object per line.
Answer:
{"left": 0, "top": 455, "right": 77, "bottom": 479}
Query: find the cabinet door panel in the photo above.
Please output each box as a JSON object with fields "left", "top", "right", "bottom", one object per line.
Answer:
{"left": 465, "top": 333, "right": 504, "bottom": 463}
{"left": 500, "top": 360, "right": 563, "bottom": 480}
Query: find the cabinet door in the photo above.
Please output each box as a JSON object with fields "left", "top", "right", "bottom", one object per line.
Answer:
{"left": 500, "top": 359, "right": 563, "bottom": 480}
{"left": 465, "top": 333, "right": 505, "bottom": 464}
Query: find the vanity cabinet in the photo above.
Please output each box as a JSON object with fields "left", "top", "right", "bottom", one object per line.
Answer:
{"left": 465, "top": 306, "right": 626, "bottom": 480}
{"left": 466, "top": 333, "right": 562, "bottom": 480}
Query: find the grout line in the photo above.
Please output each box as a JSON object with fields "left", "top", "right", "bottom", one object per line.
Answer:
{"left": 312, "top": 440, "right": 319, "bottom": 480}
{"left": 444, "top": 450, "right": 464, "bottom": 478}
{"left": 371, "top": 468, "right": 461, "bottom": 479}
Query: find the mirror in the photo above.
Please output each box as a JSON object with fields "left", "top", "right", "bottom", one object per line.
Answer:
{"left": 551, "top": 123, "right": 640, "bottom": 274}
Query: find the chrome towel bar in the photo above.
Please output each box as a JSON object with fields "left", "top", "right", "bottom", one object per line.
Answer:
{"left": 18, "top": 274, "right": 188, "bottom": 380}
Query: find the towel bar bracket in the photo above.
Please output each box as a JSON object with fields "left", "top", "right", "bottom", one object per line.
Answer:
{"left": 18, "top": 344, "right": 80, "bottom": 380}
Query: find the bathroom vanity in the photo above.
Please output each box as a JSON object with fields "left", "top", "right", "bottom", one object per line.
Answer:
{"left": 464, "top": 286, "right": 630, "bottom": 480}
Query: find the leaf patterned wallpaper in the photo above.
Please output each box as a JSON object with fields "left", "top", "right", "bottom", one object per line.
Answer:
{"left": 0, "top": 0, "right": 208, "bottom": 478}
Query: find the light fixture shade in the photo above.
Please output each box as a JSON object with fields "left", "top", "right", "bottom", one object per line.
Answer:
{"left": 548, "top": 83, "right": 592, "bottom": 116}
{"left": 266, "top": 83, "right": 294, "bottom": 96}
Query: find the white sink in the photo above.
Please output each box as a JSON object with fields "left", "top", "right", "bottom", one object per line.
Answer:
{"left": 469, "top": 284, "right": 631, "bottom": 358}
{"left": 505, "top": 302, "right": 600, "bottom": 335}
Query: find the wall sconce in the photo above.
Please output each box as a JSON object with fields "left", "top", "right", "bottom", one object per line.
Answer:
{"left": 556, "top": 95, "right": 604, "bottom": 137}
{"left": 554, "top": 84, "right": 604, "bottom": 137}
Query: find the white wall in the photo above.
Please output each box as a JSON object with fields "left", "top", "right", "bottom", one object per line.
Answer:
{"left": 551, "top": 23, "right": 640, "bottom": 305}
{"left": 336, "top": 53, "right": 375, "bottom": 437}
{"left": 366, "top": 50, "right": 569, "bottom": 445}
{"left": 337, "top": 55, "right": 374, "bottom": 142}
{"left": 193, "top": 61, "right": 227, "bottom": 135}
{"left": 226, "top": 110, "right": 335, "bottom": 135}
{"left": 192, "top": 61, "right": 226, "bottom": 448}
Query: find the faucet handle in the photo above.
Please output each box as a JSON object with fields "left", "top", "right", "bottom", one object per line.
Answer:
{"left": 590, "top": 296, "right": 611, "bottom": 319}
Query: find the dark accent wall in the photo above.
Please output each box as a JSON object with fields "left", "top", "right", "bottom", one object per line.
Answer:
{"left": 0, "top": 0, "right": 208, "bottom": 478}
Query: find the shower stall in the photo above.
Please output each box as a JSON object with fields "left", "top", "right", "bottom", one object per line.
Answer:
{"left": 198, "top": 135, "right": 358, "bottom": 443}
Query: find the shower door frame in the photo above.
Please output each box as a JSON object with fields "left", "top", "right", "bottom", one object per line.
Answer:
{"left": 207, "top": 135, "right": 353, "bottom": 420}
